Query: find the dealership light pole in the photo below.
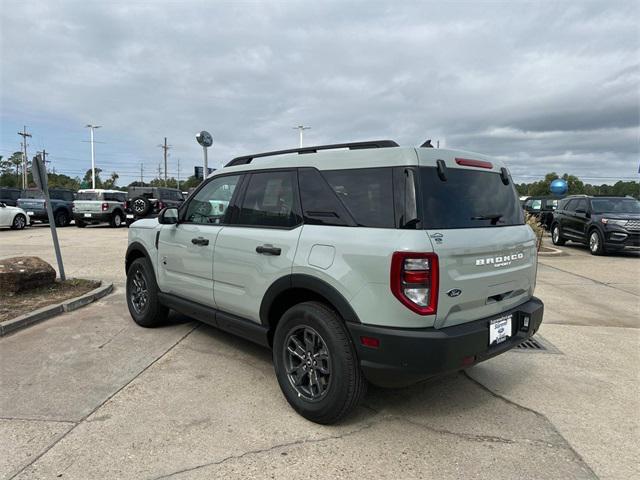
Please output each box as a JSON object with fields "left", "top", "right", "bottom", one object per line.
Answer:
{"left": 85, "top": 124, "right": 101, "bottom": 189}
{"left": 293, "top": 125, "right": 311, "bottom": 147}
{"left": 196, "top": 131, "right": 213, "bottom": 179}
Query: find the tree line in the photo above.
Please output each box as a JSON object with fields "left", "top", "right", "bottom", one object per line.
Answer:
{"left": 515, "top": 173, "right": 638, "bottom": 198}
{"left": 0, "top": 152, "right": 203, "bottom": 191}
{"left": 1, "top": 153, "right": 637, "bottom": 198}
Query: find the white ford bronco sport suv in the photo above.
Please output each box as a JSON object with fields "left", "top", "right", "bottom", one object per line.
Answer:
{"left": 125, "top": 140, "right": 544, "bottom": 424}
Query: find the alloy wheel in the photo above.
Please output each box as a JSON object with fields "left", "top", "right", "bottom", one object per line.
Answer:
{"left": 589, "top": 232, "right": 599, "bottom": 253}
{"left": 553, "top": 226, "right": 559, "bottom": 243}
{"left": 14, "top": 215, "right": 26, "bottom": 229}
{"left": 130, "top": 268, "right": 149, "bottom": 314}
{"left": 283, "top": 326, "right": 331, "bottom": 401}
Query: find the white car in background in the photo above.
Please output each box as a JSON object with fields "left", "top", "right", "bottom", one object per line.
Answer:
{"left": 0, "top": 202, "right": 30, "bottom": 230}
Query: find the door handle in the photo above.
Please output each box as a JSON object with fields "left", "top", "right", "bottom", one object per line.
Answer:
{"left": 256, "top": 244, "right": 281, "bottom": 255}
{"left": 191, "top": 237, "right": 209, "bottom": 246}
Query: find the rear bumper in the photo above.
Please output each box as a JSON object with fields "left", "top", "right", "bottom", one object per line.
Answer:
{"left": 347, "top": 297, "right": 544, "bottom": 388}
{"left": 24, "top": 209, "right": 48, "bottom": 221}
{"left": 74, "top": 212, "right": 111, "bottom": 223}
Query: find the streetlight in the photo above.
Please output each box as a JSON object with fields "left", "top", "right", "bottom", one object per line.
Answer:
{"left": 293, "top": 125, "right": 311, "bottom": 148}
{"left": 85, "top": 124, "right": 101, "bottom": 189}
{"left": 196, "top": 130, "right": 213, "bottom": 179}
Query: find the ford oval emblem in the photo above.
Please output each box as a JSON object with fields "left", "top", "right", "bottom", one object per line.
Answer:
{"left": 447, "top": 288, "right": 462, "bottom": 297}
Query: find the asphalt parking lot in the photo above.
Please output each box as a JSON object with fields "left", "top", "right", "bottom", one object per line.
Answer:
{"left": 1, "top": 225, "right": 638, "bottom": 479}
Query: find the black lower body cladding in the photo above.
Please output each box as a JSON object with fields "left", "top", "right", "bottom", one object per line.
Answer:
{"left": 347, "top": 297, "right": 544, "bottom": 388}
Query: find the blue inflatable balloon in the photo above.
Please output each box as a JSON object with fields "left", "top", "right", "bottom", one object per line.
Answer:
{"left": 550, "top": 179, "right": 568, "bottom": 195}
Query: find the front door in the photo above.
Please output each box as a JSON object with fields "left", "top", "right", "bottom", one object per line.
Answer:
{"left": 213, "top": 170, "right": 303, "bottom": 323}
{"left": 157, "top": 174, "right": 241, "bottom": 307}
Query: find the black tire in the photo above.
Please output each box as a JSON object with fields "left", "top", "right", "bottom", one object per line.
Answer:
{"left": 551, "top": 224, "right": 566, "bottom": 246}
{"left": 76, "top": 219, "right": 86, "bottom": 228}
{"left": 126, "top": 257, "right": 169, "bottom": 327}
{"left": 588, "top": 228, "right": 606, "bottom": 256}
{"left": 54, "top": 210, "right": 69, "bottom": 227}
{"left": 132, "top": 197, "right": 151, "bottom": 217}
{"left": 110, "top": 211, "right": 124, "bottom": 228}
{"left": 272, "top": 301, "right": 367, "bottom": 424}
{"left": 11, "top": 214, "right": 27, "bottom": 230}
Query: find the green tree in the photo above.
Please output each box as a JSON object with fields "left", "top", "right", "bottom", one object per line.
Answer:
{"left": 103, "top": 172, "right": 119, "bottom": 189}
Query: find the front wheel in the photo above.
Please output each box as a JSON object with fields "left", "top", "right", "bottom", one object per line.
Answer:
{"left": 589, "top": 229, "right": 606, "bottom": 256}
{"left": 126, "top": 257, "right": 169, "bottom": 327}
{"left": 11, "top": 214, "right": 26, "bottom": 230}
{"left": 551, "top": 224, "right": 566, "bottom": 246}
{"left": 272, "top": 301, "right": 367, "bottom": 424}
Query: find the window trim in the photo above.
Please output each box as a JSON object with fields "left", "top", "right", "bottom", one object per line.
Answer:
{"left": 297, "top": 167, "right": 357, "bottom": 228}
{"left": 178, "top": 172, "right": 245, "bottom": 226}
{"left": 228, "top": 168, "right": 303, "bottom": 230}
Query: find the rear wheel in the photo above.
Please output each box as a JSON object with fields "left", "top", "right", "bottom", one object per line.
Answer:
{"left": 110, "top": 211, "right": 123, "bottom": 228}
{"left": 589, "top": 229, "right": 606, "bottom": 255}
{"left": 126, "top": 257, "right": 169, "bottom": 327}
{"left": 11, "top": 214, "right": 26, "bottom": 230}
{"left": 272, "top": 301, "right": 366, "bottom": 424}
{"left": 54, "top": 210, "right": 69, "bottom": 227}
{"left": 551, "top": 224, "right": 566, "bottom": 246}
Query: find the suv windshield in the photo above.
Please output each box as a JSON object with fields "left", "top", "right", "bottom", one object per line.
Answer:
{"left": 76, "top": 192, "right": 101, "bottom": 200}
{"left": 591, "top": 198, "right": 640, "bottom": 214}
{"left": 419, "top": 167, "right": 523, "bottom": 229}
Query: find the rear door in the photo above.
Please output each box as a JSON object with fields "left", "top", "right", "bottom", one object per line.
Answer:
{"left": 416, "top": 155, "right": 536, "bottom": 329}
{"left": 157, "top": 174, "right": 242, "bottom": 307}
{"left": 74, "top": 191, "right": 103, "bottom": 215}
{"left": 213, "top": 169, "right": 303, "bottom": 323}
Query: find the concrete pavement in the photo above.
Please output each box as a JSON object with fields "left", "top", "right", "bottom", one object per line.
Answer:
{"left": 0, "top": 228, "right": 638, "bottom": 479}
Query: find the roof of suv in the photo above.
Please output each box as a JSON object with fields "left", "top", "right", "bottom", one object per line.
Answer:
{"left": 214, "top": 141, "right": 505, "bottom": 177}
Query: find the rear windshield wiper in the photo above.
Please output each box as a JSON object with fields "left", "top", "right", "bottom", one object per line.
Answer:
{"left": 471, "top": 213, "right": 503, "bottom": 225}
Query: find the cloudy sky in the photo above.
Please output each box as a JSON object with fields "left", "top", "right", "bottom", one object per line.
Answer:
{"left": 1, "top": 0, "right": 638, "bottom": 186}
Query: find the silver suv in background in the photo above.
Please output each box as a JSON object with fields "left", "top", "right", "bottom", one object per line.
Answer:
{"left": 125, "top": 140, "right": 544, "bottom": 424}
{"left": 73, "top": 189, "right": 127, "bottom": 228}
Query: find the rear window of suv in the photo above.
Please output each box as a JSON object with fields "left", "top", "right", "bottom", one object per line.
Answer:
{"left": 76, "top": 192, "right": 102, "bottom": 200}
{"left": 419, "top": 167, "right": 523, "bottom": 229}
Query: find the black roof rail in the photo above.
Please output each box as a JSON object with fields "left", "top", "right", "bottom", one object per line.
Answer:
{"left": 225, "top": 140, "right": 399, "bottom": 167}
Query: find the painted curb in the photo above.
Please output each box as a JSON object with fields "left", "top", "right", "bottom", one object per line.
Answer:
{"left": 538, "top": 246, "right": 566, "bottom": 256}
{"left": 0, "top": 282, "right": 114, "bottom": 337}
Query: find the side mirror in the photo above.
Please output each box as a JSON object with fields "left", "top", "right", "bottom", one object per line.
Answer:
{"left": 158, "top": 207, "right": 179, "bottom": 225}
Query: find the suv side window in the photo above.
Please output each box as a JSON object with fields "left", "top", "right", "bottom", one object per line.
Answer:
{"left": 322, "top": 167, "right": 395, "bottom": 228}
{"left": 563, "top": 199, "right": 577, "bottom": 211}
{"left": 237, "top": 170, "right": 300, "bottom": 228}
{"left": 530, "top": 199, "right": 542, "bottom": 211}
{"left": 184, "top": 175, "right": 240, "bottom": 224}
{"left": 574, "top": 199, "right": 588, "bottom": 213}
{"left": 298, "top": 168, "right": 352, "bottom": 226}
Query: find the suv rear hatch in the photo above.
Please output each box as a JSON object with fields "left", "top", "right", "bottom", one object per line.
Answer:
{"left": 416, "top": 152, "right": 537, "bottom": 329}
{"left": 17, "top": 190, "right": 46, "bottom": 212}
{"left": 74, "top": 191, "right": 104, "bottom": 212}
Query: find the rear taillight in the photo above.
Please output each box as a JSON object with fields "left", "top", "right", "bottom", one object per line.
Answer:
{"left": 390, "top": 252, "right": 438, "bottom": 315}
{"left": 101, "top": 202, "right": 109, "bottom": 212}
{"left": 124, "top": 200, "right": 130, "bottom": 210}
{"left": 156, "top": 201, "right": 165, "bottom": 211}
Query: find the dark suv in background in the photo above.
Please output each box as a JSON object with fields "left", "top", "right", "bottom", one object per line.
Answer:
{"left": 0, "top": 187, "right": 22, "bottom": 207}
{"left": 16, "top": 188, "right": 75, "bottom": 226}
{"left": 551, "top": 195, "right": 640, "bottom": 255}
{"left": 522, "top": 196, "right": 562, "bottom": 230}
{"left": 125, "top": 186, "right": 184, "bottom": 226}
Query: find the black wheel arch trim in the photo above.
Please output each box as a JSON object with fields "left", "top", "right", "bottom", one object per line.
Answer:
{"left": 259, "top": 274, "right": 361, "bottom": 327}
{"left": 125, "top": 241, "right": 152, "bottom": 273}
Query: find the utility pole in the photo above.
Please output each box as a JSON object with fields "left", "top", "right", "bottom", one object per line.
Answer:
{"left": 140, "top": 163, "right": 144, "bottom": 184}
{"left": 37, "top": 150, "right": 50, "bottom": 172}
{"left": 177, "top": 158, "right": 180, "bottom": 190}
{"left": 17, "top": 126, "right": 32, "bottom": 189}
{"left": 292, "top": 125, "right": 311, "bottom": 148}
{"left": 85, "top": 124, "right": 101, "bottom": 189}
{"left": 157, "top": 163, "right": 162, "bottom": 181}
{"left": 158, "top": 137, "right": 171, "bottom": 186}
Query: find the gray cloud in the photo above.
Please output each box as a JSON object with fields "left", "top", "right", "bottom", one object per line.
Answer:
{"left": 1, "top": 0, "right": 638, "bottom": 184}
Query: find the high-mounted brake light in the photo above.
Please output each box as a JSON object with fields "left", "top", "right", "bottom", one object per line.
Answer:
{"left": 455, "top": 158, "right": 493, "bottom": 169}
{"left": 390, "top": 252, "right": 439, "bottom": 315}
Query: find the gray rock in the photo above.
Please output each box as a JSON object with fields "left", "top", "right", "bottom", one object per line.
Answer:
{"left": 0, "top": 256, "right": 56, "bottom": 294}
